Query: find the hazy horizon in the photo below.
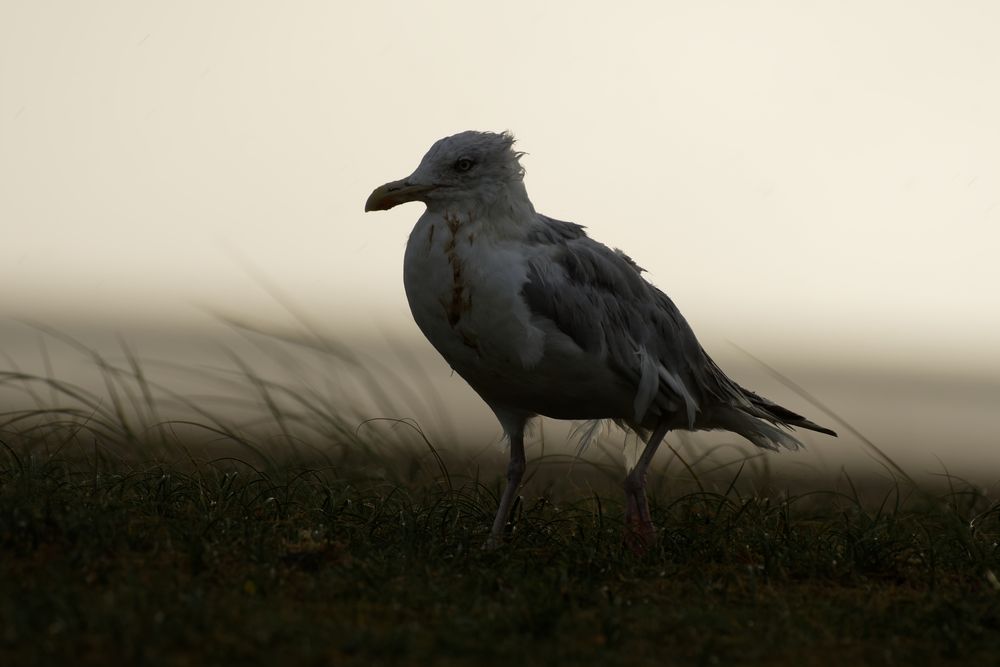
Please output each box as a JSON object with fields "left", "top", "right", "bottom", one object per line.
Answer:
{"left": 1, "top": 318, "right": 996, "bottom": 486}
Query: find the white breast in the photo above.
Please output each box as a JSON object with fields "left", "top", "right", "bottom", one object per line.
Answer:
{"left": 402, "top": 211, "right": 545, "bottom": 373}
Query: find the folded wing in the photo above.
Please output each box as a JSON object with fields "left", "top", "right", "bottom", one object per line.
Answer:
{"left": 521, "top": 215, "right": 836, "bottom": 446}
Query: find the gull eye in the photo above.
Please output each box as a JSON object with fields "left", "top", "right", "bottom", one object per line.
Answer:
{"left": 454, "top": 157, "right": 475, "bottom": 172}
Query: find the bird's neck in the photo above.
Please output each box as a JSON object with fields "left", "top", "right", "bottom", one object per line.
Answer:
{"left": 429, "top": 180, "right": 536, "bottom": 236}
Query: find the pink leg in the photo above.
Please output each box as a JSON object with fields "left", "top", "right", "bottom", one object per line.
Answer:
{"left": 623, "top": 423, "right": 669, "bottom": 553}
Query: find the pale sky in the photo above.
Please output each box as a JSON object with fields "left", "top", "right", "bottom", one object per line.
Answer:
{"left": 2, "top": 1, "right": 999, "bottom": 377}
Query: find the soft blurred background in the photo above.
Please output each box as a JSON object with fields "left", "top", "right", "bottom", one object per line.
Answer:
{"left": 1, "top": 1, "right": 998, "bottom": 480}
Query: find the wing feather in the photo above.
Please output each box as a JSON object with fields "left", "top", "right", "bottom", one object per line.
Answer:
{"left": 520, "top": 215, "right": 837, "bottom": 445}
{"left": 521, "top": 216, "right": 709, "bottom": 427}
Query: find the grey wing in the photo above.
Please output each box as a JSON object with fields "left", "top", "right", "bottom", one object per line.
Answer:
{"left": 522, "top": 217, "right": 717, "bottom": 428}
{"left": 521, "top": 216, "right": 837, "bottom": 444}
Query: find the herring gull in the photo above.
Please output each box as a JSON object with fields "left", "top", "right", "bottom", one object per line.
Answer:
{"left": 365, "top": 130, "right": 836, "bottom": 548}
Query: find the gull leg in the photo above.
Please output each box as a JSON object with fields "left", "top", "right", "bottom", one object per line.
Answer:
{"left": 624, "top": 423, "right": 670, "bottom": 553}
{"left": 487, "top": 432, "right": 526, "bottom": 548}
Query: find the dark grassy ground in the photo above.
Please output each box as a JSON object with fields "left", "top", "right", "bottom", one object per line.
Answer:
{"left": 2, "top": 332, "right": 999, "bottom": 666}
{"left": 2, "top": 437, "right": 1000, "bottom": 667}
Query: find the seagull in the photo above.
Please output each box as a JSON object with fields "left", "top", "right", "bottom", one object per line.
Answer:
{"left": 365, "top": 131, "right": 836, "bottom": 548}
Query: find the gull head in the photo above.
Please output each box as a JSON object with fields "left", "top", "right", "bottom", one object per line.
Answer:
{"left": 365, "top": 131, "right": 526, "bottom": 213}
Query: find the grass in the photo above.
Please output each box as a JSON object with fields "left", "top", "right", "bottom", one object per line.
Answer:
{"left": 1, "top": 328, "right": 1000, "bottom": 666}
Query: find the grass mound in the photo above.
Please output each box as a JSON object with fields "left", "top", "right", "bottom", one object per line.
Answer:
{"left": 2, "top": 440, "right": 1000, "bottom": 666}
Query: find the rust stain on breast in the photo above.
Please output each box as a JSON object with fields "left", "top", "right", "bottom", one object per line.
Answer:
{"left": 442, "top": 214, "right": 472, "bottom": 330}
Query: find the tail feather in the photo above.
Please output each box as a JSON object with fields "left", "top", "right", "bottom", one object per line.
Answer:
{"left": 739, "top": 388, "right": 838, "bottom": 437}
{"left": 704, "top": 379, "right": 838, "bottom": 451}
{"left": 711, "top": 409, "right": 806, "bottom": 451}
{"left": 700, "top": 353, "right": 837, "bottom": 438}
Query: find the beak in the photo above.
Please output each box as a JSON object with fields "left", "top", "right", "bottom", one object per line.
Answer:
{"left": 365, "top": 178, "right": 438, "bottom": 212}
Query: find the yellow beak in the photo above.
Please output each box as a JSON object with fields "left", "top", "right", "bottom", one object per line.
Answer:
{"left": 364, "top": 179, "right": 438, "bottom": 212}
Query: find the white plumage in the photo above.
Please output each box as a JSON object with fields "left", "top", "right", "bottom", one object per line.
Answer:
{"left": 366, "top": 131, "right": 835, "bottom": 548}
